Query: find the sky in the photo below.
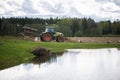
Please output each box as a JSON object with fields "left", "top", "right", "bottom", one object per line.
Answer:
{"left": 0, "top": 0, "right": 120, "bottom": 21}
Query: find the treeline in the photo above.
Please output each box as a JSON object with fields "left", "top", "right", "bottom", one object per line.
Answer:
{"left": 0, "top": 17, "right": 120, "bottom": 37}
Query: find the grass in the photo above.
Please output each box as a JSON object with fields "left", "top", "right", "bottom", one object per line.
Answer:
{"left": 0, "top": 38, "right": 120, "bottom": 70}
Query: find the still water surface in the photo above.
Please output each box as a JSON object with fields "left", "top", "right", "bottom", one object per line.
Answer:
{"left": 0, "top": 48, "right": 120, "bottom": 80}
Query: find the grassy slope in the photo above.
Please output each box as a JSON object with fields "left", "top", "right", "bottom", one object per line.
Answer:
{"left": 0, "top": 38, "right": 120, "bottom": 70}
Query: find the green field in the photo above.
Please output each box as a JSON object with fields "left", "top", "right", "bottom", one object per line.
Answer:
{"left": 0, "top": 38, "right": 120, "bottom": 70}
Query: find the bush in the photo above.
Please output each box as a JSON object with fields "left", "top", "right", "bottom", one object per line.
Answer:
{"left": 31, "top": 47, "right": 51, "bottom": 57}
{"left": 74, "top": 31, "right": 83, "bottom": 37}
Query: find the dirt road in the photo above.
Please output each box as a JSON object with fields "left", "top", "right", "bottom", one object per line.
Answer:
{"left": 67, "top": 37, "right": 120, "bottom": 44}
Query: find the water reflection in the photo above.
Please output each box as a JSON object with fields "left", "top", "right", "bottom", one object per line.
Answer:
{"left": 0, "top": 48, "right": 120, "bottom": 80}
{"left": 31, "top": 54, "right": 57, "bottom": 66}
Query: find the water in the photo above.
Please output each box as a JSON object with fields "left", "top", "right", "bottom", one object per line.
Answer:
{"left": 0, "top": 48, "right": 120, "bottom": 80}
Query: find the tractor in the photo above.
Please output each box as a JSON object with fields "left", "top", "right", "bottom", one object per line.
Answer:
{"left": 40, "top": 26, "right": 64, "bottom": 42}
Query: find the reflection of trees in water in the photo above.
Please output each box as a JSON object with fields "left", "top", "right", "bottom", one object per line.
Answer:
{"left": 31, "top": 54, "right": 57, "bottom": 65}
{"left": 48, "top": 55, "right": 57, "bottom": 63}
{"left": 108, "top": 49, "right": 111, "bottom": 53}
{"left": 30, "top": 52, "right": 64, "bottom": 68}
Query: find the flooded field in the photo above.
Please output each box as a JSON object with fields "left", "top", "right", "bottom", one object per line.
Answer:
{"left": 0, "top": 48, "right": 120, "bottom": 80}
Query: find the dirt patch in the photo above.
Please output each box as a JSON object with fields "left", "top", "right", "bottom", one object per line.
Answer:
{"left": 31, "top": 47, "right": 51, "bottom": 57}
{"left": 67, "top": 37, "right": 120, "bottom": 44}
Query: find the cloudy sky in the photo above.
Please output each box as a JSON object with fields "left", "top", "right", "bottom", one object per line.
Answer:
{"left": 0, "top": 0, "right": 120, "bottom": 21}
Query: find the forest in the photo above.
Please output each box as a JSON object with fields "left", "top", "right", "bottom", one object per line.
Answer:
{"left": 0, "top": 17, "right": 120, "bottom": 37}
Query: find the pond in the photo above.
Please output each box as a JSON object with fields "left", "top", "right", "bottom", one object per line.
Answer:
{"left": 0, "top": 48, "right": 120, "bottom": 80}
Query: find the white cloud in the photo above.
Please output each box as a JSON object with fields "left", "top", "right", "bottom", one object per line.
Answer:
{"left": 0, "top": 8, "right": 5, "bottom": 15}
{"left": 98, "top": 2, "right": 120, "bottom": 20}
{"left": 0, "top": 0, "right": 120, "bottom": 21}
{"left": 72, "top": 0, "right": 99, "bottom": 15}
